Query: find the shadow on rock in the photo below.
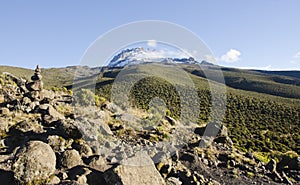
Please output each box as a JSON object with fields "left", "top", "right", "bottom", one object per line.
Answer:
{"left": 0, "top": 169, "right": 16, "bottom": 185}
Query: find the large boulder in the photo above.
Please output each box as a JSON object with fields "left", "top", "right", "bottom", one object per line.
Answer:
{"left": 104, "top": 151, "right": 165, "bottom": 185}
{"left": 76, "top": 117, "right": 113, "bottom": 137}
{"left": 56, "top": 120, "right": 82, "bottom": 140}
{"left": 194, "top": 121, "right": 227, "bottom": 137}
{"left": 12, "top": 141, "right": 56, "bottom": 184}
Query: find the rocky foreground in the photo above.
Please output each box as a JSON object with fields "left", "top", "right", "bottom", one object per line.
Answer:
{"left": 0, "top": 66, "right": 299, "bottom": 185}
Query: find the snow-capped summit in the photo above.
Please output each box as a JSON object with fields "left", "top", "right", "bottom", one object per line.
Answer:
{"left": 107, "top": 47, "right": 198, "bottom": 67}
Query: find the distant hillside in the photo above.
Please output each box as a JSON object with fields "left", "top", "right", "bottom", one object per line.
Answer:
{"left": 185, "top": 66, "right": 300, "bottom": 99}
{"left": 252, "top": 70, "right": 300, "bottom": 79}
{"left": 0, "top": 65, "right": 101, "bottom": 89}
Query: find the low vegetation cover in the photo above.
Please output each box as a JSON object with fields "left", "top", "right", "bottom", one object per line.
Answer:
{"left": 92, "top": 65, "right": 300, "bottom": 158}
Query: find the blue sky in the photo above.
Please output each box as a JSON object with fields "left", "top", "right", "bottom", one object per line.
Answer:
{"left": 0, "top": 0, "right": 300, "bottom": 70}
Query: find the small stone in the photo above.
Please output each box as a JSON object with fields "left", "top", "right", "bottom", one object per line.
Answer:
{"left": 265, "top": 159, "right": 277, "bottom": 173}
{"left": 47, "top": 135, "right": 66, "bottom": 152}
{"left": 59, "top": 149, "right": 83, "bottom": 169}
{"left": 47, "top": 175, "right": 60, "bottom": 185}
{"left": 210, "top": 179, "right": 221, "bottom": 185}
{"left": 20, "top": 96, "right": 31, "bottom": 107}
{"left": 103, "top": 102, "right": 121, "bottom": 113}
{"left": 78, "top": 143, "right": 93, "bottom": 157}
{"left": 76, "top": 175, "right": 88, "bottom": 185}
{"left": 58, "top": 180, "right": 82, "bottom": 185}
{"left": 0, "top": 94, "right": 5, "bottom": 103}
{"left": 0, "top": 118, "right": 13, "bottom": 136}
{"left": 110, "top": 157, "right": 118, "bottom": 164}
{"left": 167, "top": 177, "right": 182, "bottom": 185}
{"left": 229, "top": 160, "right": 236, "bottom": 167}
{"left": 202, "top": 158, "right": 209, "bottom": 166}
{"left": 0, "top": 107, "right": 10, "bottom": 116}
{"left": 57, "top": 172, "right": 68, "bottom": 180}
{"left": 165, "top": 116, "right": 178, "bottom": 126}
{"left": 88, "top": 155, "right": 110, "bottom": 172}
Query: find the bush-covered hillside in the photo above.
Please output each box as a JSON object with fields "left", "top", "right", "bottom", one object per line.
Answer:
{"left": 91, "top": 64, "right": 300, "bottom": 157}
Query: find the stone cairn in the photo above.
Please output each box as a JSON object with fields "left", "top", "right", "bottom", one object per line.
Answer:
{"left": 26, "top": 65, "right": 44, "bottom": 100}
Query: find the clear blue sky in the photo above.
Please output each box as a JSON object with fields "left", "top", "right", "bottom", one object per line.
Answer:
{"left": 1, "top": 0, "right": 300, "bottom": 70}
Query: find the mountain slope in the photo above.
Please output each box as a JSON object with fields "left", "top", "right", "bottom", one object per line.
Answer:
{"left": 185, "top": 65, "right": 300, "bottom": 99}
{"left": 253, "top": 70, "right": 300, "bottom": 79}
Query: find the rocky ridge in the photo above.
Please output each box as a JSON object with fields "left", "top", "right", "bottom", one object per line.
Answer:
{"left": 0, "top": 66, "right": 299, "bottom": 184}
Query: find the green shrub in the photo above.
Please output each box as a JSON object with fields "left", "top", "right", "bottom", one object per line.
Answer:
{"left": 74, "top": 89, "right": 106, "bottom": 106}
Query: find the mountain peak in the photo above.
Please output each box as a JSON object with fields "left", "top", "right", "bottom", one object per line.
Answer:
{"left": 107, "top": 47, "right": 197, "bottom": 67}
